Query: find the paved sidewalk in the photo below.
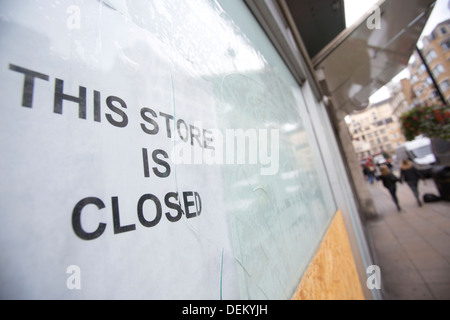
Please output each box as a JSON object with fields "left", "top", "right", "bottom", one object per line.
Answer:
{"left": 365, "top": 177, "right": 450, "bottom": 300}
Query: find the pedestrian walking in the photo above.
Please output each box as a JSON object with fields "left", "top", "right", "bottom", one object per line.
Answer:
{"left": 368, "top": 165, "right": 375, "bottom": 184}
{"left": 379, "top": 164, "right": 402, "bottom": 211}
{"left": 374, "top": 164, "right": 381, "bottom": 181}
{"left": 400, "top": 159, "right": 423, "bottom": 207}
{"left": 363, "top": 165, "right": 375, "bottom": 184}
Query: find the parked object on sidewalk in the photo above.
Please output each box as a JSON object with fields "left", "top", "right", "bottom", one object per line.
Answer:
{"left": 430, "top": 138, "right": 450, "bottom": 167}
{"left": 432, "top": 165, "right": 450, "bottom": 201}
{"left": 400, "top": 160, "right": 423, "bottom": 207}
{"left": 423, "top": 193, "right": 442, "bottom": 203}
{"left": 380, "top": 165, "right": 402, "bottom": 211}
{"left": 394, "top": 137, "right": 436, "bottom": 178}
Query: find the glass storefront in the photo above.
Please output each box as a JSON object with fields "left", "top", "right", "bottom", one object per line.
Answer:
{"left": 0, "top": 0, "right": 336, "bottom": 299}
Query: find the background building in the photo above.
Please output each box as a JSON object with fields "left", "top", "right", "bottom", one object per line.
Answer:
{"left": 409, "top": 18, "right": 450, "bottom": 106}
{"left": 347, "top": 99, "right": 406, "bottom": 160}
{"left": 387, "top": 79, "right": 416, "bottom": 120}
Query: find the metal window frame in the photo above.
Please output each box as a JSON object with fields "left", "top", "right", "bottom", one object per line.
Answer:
{"left": 244, "top": 0, "right": 325, "bottom": 101}
{"left": 245, "top": 0, "right": 382, "bottom": 300}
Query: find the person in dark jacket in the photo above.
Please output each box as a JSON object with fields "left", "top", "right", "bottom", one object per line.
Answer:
{"left": 400, "top": 159, "right": 423, "bottom": 207}
{"left": 380, "top": 164, "right": 402, "bottom": 211}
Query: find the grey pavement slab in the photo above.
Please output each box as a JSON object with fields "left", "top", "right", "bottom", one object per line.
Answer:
{"left": 365, "top": 177, "right": 450, "bottom": 300}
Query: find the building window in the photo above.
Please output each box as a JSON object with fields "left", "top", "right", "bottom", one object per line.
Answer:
{"left": 418, "top": 64, "right": 426, "bottom": 75}
{"left": 441, "top": 79, "right": 450, "bottom": 92}
{"left": 415, "top": 86, "right": 423, "bottom": 97}
{"left": 442, "top": 39, "right": 450, "bottom": 51}
{"left": 426, "top": 50, "right": 437, "bottom": 63}
{"left": 433, "top": 64, "right": 445, "bottom": 77}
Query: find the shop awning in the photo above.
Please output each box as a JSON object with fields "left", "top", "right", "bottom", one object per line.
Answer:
{"left": 308, "top": 0, "right": 436, "bottom": 114}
